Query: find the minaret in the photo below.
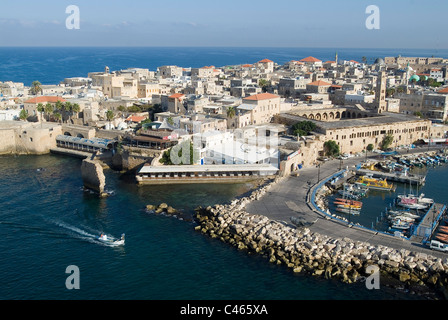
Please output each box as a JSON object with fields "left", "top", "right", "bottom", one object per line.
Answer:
{"left": 335, "top": 52, "right": 338, "bottom": 65}
{"left": 375, "top": 70, "right": 387, "bottom": 114}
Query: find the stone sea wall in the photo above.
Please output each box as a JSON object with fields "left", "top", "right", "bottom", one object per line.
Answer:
{"left": 194, "top": 178, "right": 448, "bottom": 297}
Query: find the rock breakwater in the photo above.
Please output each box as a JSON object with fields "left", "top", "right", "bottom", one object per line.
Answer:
{"left": 194, "top": 178, "right": 448, "bottom": 298}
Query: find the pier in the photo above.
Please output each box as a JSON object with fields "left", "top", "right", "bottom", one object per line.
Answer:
{"left": 355, "top": 168, "right": 426, "bottom": 185}
{"left": 411, "top": 203, "right": 447, "bottom": 243}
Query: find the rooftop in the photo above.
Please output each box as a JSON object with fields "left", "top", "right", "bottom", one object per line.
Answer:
{"left": 281, "top": 111, "right": 428, "bottom": 131}
{"left": 300, "top": 56, "right": 322, "bottom": 63}
{"left": 24, "top": 96, "right": 66, "bottom": 104}
{"left": 307, "top": 80, "right": 332, "bottom": 86}
{"left": 243, "top": 93, "right": 280, "bottom": 101}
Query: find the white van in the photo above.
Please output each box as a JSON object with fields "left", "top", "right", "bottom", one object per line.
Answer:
{"left": 430, "top": 240, "right": 448, "bottom": 252}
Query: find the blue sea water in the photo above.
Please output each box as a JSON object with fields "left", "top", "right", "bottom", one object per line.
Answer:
{"left": 1, "top": 46, "right": 448, "bottom": 85}
{"left": 1, "top": 47, "right": 447, "bottom": 302}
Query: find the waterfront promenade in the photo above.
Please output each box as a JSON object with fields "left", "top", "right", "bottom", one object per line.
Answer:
{"left": 245, "top": 147, "right": 448, "bottom": 259}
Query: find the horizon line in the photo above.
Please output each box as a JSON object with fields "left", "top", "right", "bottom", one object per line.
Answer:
{"left": 0, "top": 45, "right": 447, "bottom": 51}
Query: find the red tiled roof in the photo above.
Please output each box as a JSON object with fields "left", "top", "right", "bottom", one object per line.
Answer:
{"left": 169, "top": 93, "right": 185, "bottom": 99}
{"left": 258, "top": 59, "right": 273, "bottom": 63}
{"left": 24, "top": 96, "right": 66, "bottom": 104}
{"left": 126, "top": 115, "right": 148, "bottom": 123}
{"left": 324, "top": 61, "right": 336, "bottom": 64}
{"left": 242, "top": 64, "right": 253, "bottom": 68}
{"left": 307, "top": 80, "right": 332, "bottom": 86}
{"left": 438, "top": 87, "right": 448, "bottom": 94}
{"left": 244, "top": 93, "right": 279, "bottom": 101}
{"left": 300, "top": 56, "right": 322, "bottom": 63}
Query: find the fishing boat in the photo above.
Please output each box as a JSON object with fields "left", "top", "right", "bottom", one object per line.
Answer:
{"left": 355, "top": 175, "right": 394, "bottom": 191}
{"left": 337, "top": 203, "right": 362, "bottom": 210}
{"left": 397, "top": 197, "right": 429, "bottom": 210}
{"left": 335, "top": 207, "right": 361, "bottom": 215}
{"left": 334, "top": 198, "right": 363, "bottom": 206}
{"left": 397, "top": 193, "right": 434, "bottom": 206}
{"left": 388, "top": 210, "right": 420, "bottom": 219}
{"left": 389, "top": 215, "right": 415, "bottom": 223}
{"left": 98, "top": 233, "right": 125, "bottom": 246}
{"left": 434, "top": 234, "right": 448, "bottom": 243}
{"left": 390, "top": 219, "right": 412, "bottom": 230}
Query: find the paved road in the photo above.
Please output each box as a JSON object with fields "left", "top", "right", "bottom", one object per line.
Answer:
{"left": 246, "top": 151, "right": 448, "bottom": 259}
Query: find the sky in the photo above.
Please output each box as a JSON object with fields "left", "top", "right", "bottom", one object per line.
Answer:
{"left": 0, "top": 0, "right": 447, "bottom": 49}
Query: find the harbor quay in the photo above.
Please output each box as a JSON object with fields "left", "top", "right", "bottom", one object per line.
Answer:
{"left": 194, "top": 151, "right": 448, "bottom": 297}
{"left": 136, "top": 163, "right": 278, "bottom": 185}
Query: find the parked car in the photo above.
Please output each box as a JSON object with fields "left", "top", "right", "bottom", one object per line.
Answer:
{"left": 429, "top": 240, "right": 448, "bottom": 252}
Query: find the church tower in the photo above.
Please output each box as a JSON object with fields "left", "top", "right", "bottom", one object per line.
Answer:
{"left": 374, "top": 70, "right": 387, "bottom": 114}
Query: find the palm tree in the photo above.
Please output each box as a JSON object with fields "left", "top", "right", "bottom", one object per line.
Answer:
{"left": 30, "top": 81, "right": 42, "bottom": 96}
{"left": 226, "top": 106, "right": 236, "bottom": 119}
{"left": 71, "top": 103, "right": 80, "bottom": 121}
{"left": 53, "top": 111, "right": 62, "bottom": 124}
{"left": 106, "top": 110, "right": 114, "bottom": 129}
{"left": 44, "top": 103, "right": 54, "bottom": 121}
{"left": 64, "top": 102, "right": 73, "bottom": 123}
{"left": 37, "top": 103, "right": 45, "bottom": 125}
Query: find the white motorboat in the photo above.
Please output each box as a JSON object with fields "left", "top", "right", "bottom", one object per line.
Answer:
{"left": 388, "top": 210, "right": 420, "bottom": 219}
{"left": 98, "top": 233, "right": 125, "bottom": 246}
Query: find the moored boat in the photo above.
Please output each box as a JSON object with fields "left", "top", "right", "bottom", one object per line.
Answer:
{"left": 355, "top": 175, "right": 394, "bottom": 191}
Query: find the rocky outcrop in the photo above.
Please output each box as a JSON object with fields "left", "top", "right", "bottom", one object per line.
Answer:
{"left": 81, "top": 159, "right": 106, "bottom": 196}
{"left": 145, "top": 203, "right": 193, "bottom": 222}
{"left": 193, "top": 178, "right": 448, "bottom": 298}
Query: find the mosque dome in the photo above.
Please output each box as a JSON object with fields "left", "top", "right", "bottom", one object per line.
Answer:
{"left": 409, "top": 74, "right": 420, "bottom": 82}
{"left": 374, "top": 58, "right": 385, "bottom": 65}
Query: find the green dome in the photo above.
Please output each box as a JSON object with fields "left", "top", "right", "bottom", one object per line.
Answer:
{"left": 409, "top": 74, "right": 420, "bottom": 82}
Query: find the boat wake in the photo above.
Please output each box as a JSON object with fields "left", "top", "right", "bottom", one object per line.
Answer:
{"left": 49, "top": 220, "right": 124, "bottom": 247}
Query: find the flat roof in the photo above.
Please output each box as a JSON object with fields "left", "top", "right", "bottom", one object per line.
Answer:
{"left": 281, "top": 112, "right": 428, "bottom": 131}
{"left": 139, "top": 164, "right": 279, "bottom": 174}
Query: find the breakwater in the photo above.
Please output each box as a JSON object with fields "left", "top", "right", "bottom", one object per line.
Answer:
{"left": 194, "top": 177, "right": 448, "bottom": 298}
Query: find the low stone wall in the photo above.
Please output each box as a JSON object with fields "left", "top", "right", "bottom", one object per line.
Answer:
{"left": 194, "top": 178, "right": 448, "bottom": 298}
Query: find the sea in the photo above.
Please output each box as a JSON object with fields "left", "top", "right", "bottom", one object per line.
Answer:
{"left": 1, "top": 47, "right": 448, "bottom": 303}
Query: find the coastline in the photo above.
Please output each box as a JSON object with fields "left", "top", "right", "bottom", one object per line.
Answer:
{"left": 193, "top": 150, "right": 448, "bottom": 299}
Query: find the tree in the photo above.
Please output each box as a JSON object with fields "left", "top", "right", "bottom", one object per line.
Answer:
{"left": 53, "top": 111, "right": 62, "bottom": 124}
{"left": 37, "top": 103, "right": 45, "bottom": 123}
{"left": 386, "top": 88, "right": 395, "bottom": 98}
{"left": 366, "top": 144, "right": 374, "bottom": 152}
{"left": 323, "top": 140, "right": 340, "bottom": 157}
{"left": 258, "top": 79, "right": 270, "bottom": 92}
{"left": 226, "top": 106, "right": 236, "bottom": 119}
{"left": 414, "top": 111, "right": 423, "bottom": 118}
{"left": 71, "top": 103, "right": 80, "bottom": 121}
{"left": 19, "top": 109, "right": 28, "bottom": 121}
{"left": 167, "top": 116, "right": 174, "bottom": 126}
{"left": 159, "top": 140, "right": 198, "bottom": 166}
{"left": 380, "top": 134, "right": 394, "bottom": 150}
{"left": 30, "top": 81, "right": 42, "bottom": 96}
{"left": 106, "top": 110, "right": 115, "bottom": 128}
{"left": 44, "top": 103, "right": 54, "bottom": 121}
{"left": 292, "top": 121, "right": 316, "bottom": 137}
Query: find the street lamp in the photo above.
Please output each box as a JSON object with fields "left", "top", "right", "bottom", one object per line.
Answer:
{"left": 316, "top": 163, "right": 321, "bottom": 183}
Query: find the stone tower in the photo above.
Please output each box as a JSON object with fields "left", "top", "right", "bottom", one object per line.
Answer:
{"left": 374, "top": 70, "right": 387, "bottom": 114}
